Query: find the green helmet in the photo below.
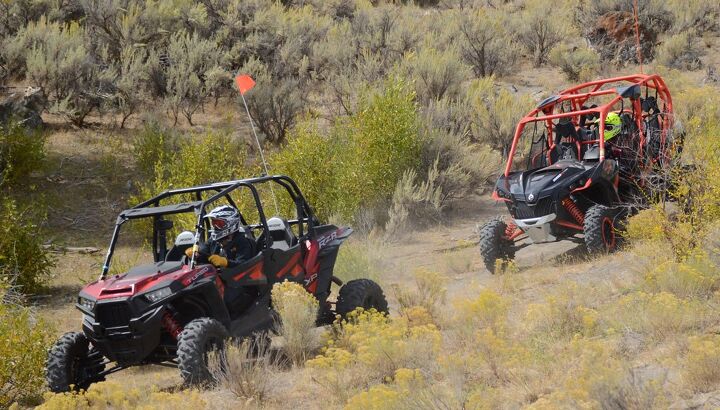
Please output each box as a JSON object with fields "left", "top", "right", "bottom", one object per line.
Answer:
{"left": 599, "top": 112, "right": 622, "bottom": 141}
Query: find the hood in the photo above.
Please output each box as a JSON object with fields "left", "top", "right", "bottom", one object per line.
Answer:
{"left": 82, "top": 261, "right": 184, "bottom": 300}
{"left": 498, "top": 160, "right": 590, "bottom": 203}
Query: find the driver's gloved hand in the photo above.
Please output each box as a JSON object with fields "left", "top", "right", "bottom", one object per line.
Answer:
{"left": 208, "top": 254, "right": 228, "bottom": 268}
{"left": 184, "top": 246, "right": 197, "bottom": 258}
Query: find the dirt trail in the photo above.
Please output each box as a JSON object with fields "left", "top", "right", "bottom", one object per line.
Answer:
{"left": 378, "top": 195, "right": 586, "bottom": 299}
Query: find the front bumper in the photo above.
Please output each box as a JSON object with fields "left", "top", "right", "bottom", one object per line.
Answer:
{"left": 82, "top": 304, "right": 165, "bottom": 365}
{"left": 514, "top": 213, "right": 557, "bottom": 243}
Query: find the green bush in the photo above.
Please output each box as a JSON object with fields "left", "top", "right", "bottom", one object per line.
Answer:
{"left": 133, "top": 130, "right": 247, "bottom": 229}
{"left": 0, "top": 123, "right": 45, "bottom": 187}
{"left": 8, "top": 17, "right": 114, "bottom": 126}
{"left": 333, "top": 239, "right": 381, "bottom": 283}
{"left": 655, "top": 32, "right": 704, "bottom": 70}
{"left": 399, "top": 46, "right": 471, "bottom": 105}
{"left": 241, "top": 57, "right": 304, "bottom": 145}
{"left": 666, "top": 0, "right": 719, "bottom": 33}
{"left": 164, "top": 30, "right": 224, "bottom": 126}
{"left": 270, "top": 123, "right": 339, "bottom": 221}
{"left": 113, "top": 46, "right": 152, "bottom": 128}
{"left": 132, "top": 123, "right": 179, "bottom": 178}
{"left": 549, "top": 43, "right": 601, "bottom": 81}
{"left": 455, "top": 8, "right": 520, "bottom": 77}
{"left": 513, "top": 0, "right": 571, "bottom": 66}
{"left": 466, "top": 77, "right": 535, "bottom": 156}
{"left": 273, "top": 78, "right": 420, "bottom": 223}
{"left": 336, "top": 79, "right": 420, "bottom": 221}
{"left": 0, "top": 286, "right": 53, "bottom": 407}
{"left": 0, "top": 198, "right": 54, "bottom": 294}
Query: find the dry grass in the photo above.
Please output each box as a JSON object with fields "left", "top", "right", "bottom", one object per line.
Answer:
{"left": 270, "top": 281, "right": 322, "bottom": 366}
{"left": 208, "top": 338, "right": 281, "bottom": 402}
{"left": 684, "top": 335, "right": 720, "bottom": 393}
{"left": 442, "top": 247, "right": 475, "bottom": 275}
{"left": 391, "top": 269, "right": 447, "bottom": 324}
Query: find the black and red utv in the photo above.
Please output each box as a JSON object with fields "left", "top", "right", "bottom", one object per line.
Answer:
{"left": 479, "top": 74, "right": 678, "bottom": 273}
{"left": 46, "top": 175, "right": 388, "bottom": 391}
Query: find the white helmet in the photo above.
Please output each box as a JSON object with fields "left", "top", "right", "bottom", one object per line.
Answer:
{"left": 174, "top": 231, "right": 195, "bottom": 246}
{"left": 205, "top": 205, "right": 241, "bottom": 241}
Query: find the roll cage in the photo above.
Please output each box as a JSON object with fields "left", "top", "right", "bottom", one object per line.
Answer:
{"left": 503, "top": 74, "right": 674, "bottom": 177}
{"left": 100, "top": 175, "right": 318, "bottom": 279}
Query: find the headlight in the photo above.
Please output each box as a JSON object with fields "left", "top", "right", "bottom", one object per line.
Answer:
{"left": 145, "top": 287, "right": 172, "bottom": 303}
{"left": 78, "top": 296, "right": 95, "bottom": 311}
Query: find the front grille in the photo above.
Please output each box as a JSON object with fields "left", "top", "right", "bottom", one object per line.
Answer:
{"left": 513, "top": 198, "right": 554, "bottom": 219}
{"left": 96, "top": 302, "right": 131, "bottom": 328}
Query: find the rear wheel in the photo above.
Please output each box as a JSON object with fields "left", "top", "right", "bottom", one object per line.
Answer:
{"left": 584, "top": 205, "right": 625, "bottom": 254}
{"left": 478, "top": 219, "right": 516, "bottom": 274}
{"left": 46, "top": 332, "right": 106, "bottom": 392}
{"left": 177, "top": 318, "right": 228, "bottom": 386}
{"left": 336, "top": 279, "right": 389, "bottom": 317}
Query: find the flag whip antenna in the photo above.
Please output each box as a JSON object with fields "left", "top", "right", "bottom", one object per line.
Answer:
{"left": 235, "top": 74, "right": 279, "bottom": 215}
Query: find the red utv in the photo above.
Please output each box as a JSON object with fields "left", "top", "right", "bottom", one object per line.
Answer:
{"left": 46, "top": 175, "right": 388, "bottom": 390}
{"left": 478, "top": 74, "right": 678, "bottom": 273}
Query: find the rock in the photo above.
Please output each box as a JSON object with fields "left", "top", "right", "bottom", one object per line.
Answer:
{"left": 0, "top": 86, "right": 46, "bottom": 129}
{"left": 586, "top": 11, "right": 668, "bottom": 65}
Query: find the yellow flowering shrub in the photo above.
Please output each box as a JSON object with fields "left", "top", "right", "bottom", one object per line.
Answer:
{"left": 0, "top": 290, "right": 53, "bottom": 408}
{"left": 392, "top": 268, "right": 447, "bottom": 324}
{"left": 610, "top": 291, "right": 707, "bottom": 341}
{"left": 271, "top": 281, "right": 320, "bottom": 365}
{"left": 626, "top": 206, "right": 696, "bottom": 260}
{"left": 344, "top": 368, "right": 424, "bottom": 410}
{"left": 38, "top": 382, "right": 206, "bottom": 409}
{"left": 534, "top": 337, "right": 668, "bottom": 409}
{"left": 444, "top": 290, "right": 531, "bottom": 387}
{"left": 684, "top": 335, "right": 720, "bottom": 393}
{"left": 643, "top": 252, "right": 720, "bottom": 299}
{"left": 307, "top": 308, "right": 442, "bottom": 401}
{"left": 525, "top": 284, "right": 601, "bottom": 339}
{"left": 453, "top": 289, "right": 509, "bottom": 336}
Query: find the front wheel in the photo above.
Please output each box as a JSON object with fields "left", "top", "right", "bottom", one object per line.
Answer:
{"left": 46, "top": 332, "right": 106, "bottom": 392}
{"left": 584, "top": 205, "right": 625, "bottom": 254}
{"left": 177, "top": 318, "right": 229, "bottom": 386}
{"left": 478, "top": 218, "right": 516, "bottom": 274}
{"left": 336, "top": 279, "right": 389, "bottom": 317}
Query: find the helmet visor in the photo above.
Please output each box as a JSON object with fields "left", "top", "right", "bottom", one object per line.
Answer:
{"left": 210, "top": 218, "right": 226, "bottom": 230}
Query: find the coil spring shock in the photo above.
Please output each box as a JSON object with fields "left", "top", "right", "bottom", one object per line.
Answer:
{"left": 562, "top": 197, "right": 585, "bottom": 225}
{"left": 161, "top": 311, "right": 183, "bottom": 339}
{"left": 504, "top": 222, "right": 518, "bottom": 239}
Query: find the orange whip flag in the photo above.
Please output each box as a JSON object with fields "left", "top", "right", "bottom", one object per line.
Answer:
{"left": 234, "top": 74, "right": 256, "bottom": 95}
{"left": 233, "top": 74, "right": 278, "bottom": 213}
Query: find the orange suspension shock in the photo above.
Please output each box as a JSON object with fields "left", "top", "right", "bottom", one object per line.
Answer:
{"left": 161, "top": 311, "right": 183, "bottom": 339}
{"left": 505, "top": 222, "right": 517, "bottom": 237}
{"left": 562, "top": 197, "right": 585, "bottom": 225}
{"left": 503, "top": 221, "right": 523, "bottom": 241}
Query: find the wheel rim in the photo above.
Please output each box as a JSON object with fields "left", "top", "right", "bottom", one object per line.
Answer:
{"left": 601, "top": 216, "right": 616, "bottom": 250}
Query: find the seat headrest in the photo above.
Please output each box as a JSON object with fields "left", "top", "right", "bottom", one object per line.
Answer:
{"left": 175, "top": 231, "right": 195, "bottom": 246}
{"left": 267, "top": 217, "right": 288, "bottom": 232}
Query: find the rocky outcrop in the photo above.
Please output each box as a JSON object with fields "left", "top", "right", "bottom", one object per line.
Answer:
{"left": 586, "top": 11, "right": 670, "bottom": 65}
{"left": 0, "top": 86, "right": 46, "bottom": 128}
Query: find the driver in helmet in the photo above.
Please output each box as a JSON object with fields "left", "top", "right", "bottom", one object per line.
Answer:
{"left": 594, "top": 111, "right": 638, "bottom": 174}
{"left": 185, "top": 205, "right": 254, "bottom": 268}
{"left": 597, "top": 112, "right": 623, "bottom": 144}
